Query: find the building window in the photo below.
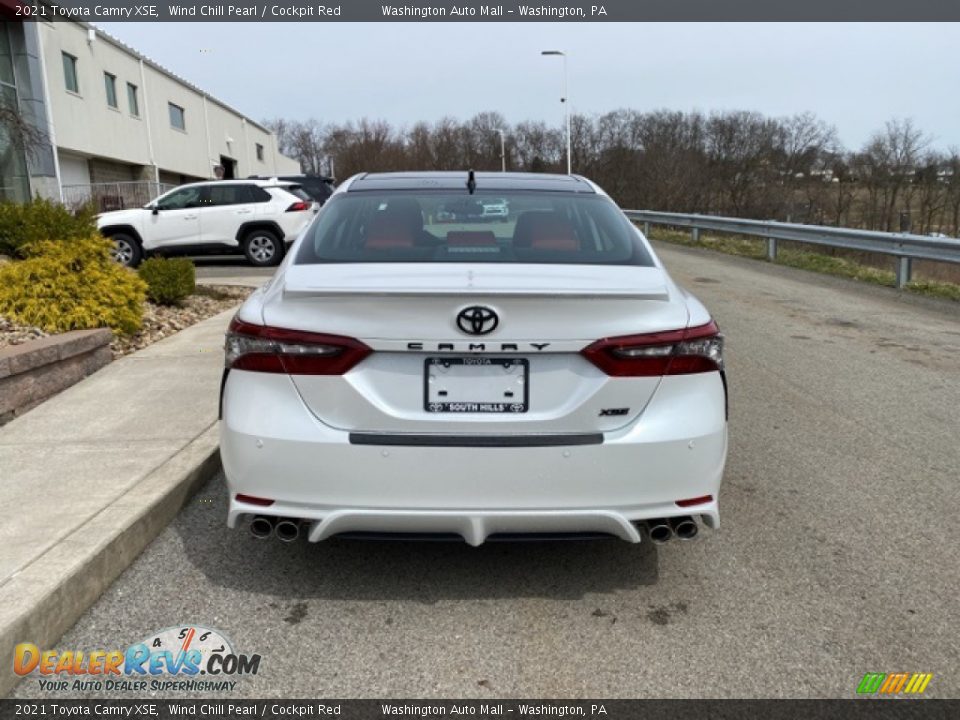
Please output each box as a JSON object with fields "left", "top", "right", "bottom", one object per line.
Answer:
{"left": 168, "top": 102, "right": 185, "bottom": 130}
{"left": 104, "top": 72, "right": 117, "bottom": 108}
{"left": 256, "top": 143, "right": 264, "bottom": 162}
{"left": 127, "top": 83, "right": 139, "bottom": 116}
{"left": 0, "top": 22, "right": 14, "bottom": 86}
{"left": 1, "top": 23, "right": 29, "bottom": 203}
{"left": 62, "top": 52, "right": 78, "bottom": 93}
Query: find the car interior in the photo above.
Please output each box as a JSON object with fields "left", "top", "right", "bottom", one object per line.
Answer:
{"left": 297, "top": 193, "right": 649, "bottom": 265}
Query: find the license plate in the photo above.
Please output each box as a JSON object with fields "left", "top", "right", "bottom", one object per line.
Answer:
{"left": 424, "top": 357, "right": 528, "bottom": 413}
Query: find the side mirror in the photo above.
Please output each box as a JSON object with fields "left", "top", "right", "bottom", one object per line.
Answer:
{"left": 151, "top": 205, "right": 159, "bottom": 215}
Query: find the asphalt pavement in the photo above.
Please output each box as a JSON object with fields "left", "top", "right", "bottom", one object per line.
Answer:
{"left": 192, "top": 257, "right": 275, "bottom": 282}
{"left": 13, "top": 245, "right": 960, "bottom": 699}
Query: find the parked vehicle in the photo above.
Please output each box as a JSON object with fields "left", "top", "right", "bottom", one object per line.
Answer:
{"left": 97, "top": 179, "right": 316, "bottom": 268}
{"left": 434, "top": 198, "right": 488, "bottom": 223}
{"left": 220, "top": 171, "right": 728, "bottom": 547}
{"left": 249, "top": 174, "right": 336, "bottom": 205}
{"left": 481, "top": 197, "right": 509, "bottom": 219}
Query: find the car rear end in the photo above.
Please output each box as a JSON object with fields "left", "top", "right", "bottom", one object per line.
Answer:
{"left": 263, "top": 182, "right": 317, "bottom": 247}
{"left": 220, "top": 173, "right": 727, "bottom": 546}
{"left": 292, "top": 175, "right": 336, "bottom": 205}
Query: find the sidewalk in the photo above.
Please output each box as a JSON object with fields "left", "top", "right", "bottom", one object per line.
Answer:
{"left": 0, "top": 305, "right": 241, "bottom": 696}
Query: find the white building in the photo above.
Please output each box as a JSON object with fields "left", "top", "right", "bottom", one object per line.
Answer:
{"left": 0, "top": 15, "right": 300, "bottom": 208}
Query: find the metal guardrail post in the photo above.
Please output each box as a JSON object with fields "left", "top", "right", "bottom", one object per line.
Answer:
{"left": 895, "top": 257, "right": 912, "bottom": 289}
{"left": 643, "top": 221, "right": 650, "bottom": 236}
{"left": 767, "top": 238, "right": 778, "bottom": 261}
{"left": 692, "top": 227, "right": 700, "bottom": 244}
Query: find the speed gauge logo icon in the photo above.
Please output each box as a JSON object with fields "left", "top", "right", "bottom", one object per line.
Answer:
{"left": 139, "top": 625, "right": 235, "bottom": 674}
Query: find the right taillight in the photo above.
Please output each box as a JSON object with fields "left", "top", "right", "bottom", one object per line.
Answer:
{"left": 582, "top": 320, "right": 724, "bottom": 377}
{"left": 225, "top": 318, "right": 371, "bottom": 375}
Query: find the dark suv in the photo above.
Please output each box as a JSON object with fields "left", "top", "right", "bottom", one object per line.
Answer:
{"left": 249, "top": 175, "right": 335, "bottom": 205}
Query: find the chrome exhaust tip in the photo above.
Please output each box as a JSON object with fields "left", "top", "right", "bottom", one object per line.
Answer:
{"left": 646, "top": 518, "right": 673, "bottom": 544}
{"left": 275, "top": 518, "right": 301, "bottom": 543}
{"left": 670, "top": 516, "right": 699, "bottom": 540}
{"left": 250, "top": 515, "right": 275, "bottom": 539}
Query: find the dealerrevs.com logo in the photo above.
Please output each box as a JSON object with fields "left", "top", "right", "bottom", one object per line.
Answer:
{"left": 14, "top": 625, "right": 261, "bottom": 693}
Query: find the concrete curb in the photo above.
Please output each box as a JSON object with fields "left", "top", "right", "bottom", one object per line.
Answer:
{"left": 0, "top": 424, "right": 222, "bottom": 697}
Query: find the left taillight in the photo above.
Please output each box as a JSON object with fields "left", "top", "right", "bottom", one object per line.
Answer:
{"left": 582, "top": 320, "right": 724, "bottom": 377}
{"left": 225, "top": 318, "right": 371, "bottom": 375}
{"left": 286, "top": 201, "right": 312, "bottom": 212}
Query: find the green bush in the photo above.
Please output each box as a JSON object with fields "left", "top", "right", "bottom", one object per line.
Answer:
{"left": 0, "top": 199, "right": 96, "bottom": 258}
{"left": 0, "top": 235, "right": 146, "bottom": 335}
{"left": 137, "top": 257, "right": 196, "bottom": 306}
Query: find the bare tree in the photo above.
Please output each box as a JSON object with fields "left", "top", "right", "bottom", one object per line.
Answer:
{"left": 260, "top": 110, "right": 958, "bottom": 235}
{"left": 861, "top": 118, "right": 929, "bottom": 231}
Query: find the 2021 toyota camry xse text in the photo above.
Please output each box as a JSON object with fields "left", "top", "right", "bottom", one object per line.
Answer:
{"left": 220, "top": 172, "right": 728, "bottom": 546}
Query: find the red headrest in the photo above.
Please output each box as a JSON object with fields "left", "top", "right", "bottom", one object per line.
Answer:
{"left": 365, "top": 201, "right": 423, "bottom": 249}
{"left": 365, "top": 220, "right": 413, "bottom": 248}
{"left": 529, "top": 216, "right": 579, "bottom": 251}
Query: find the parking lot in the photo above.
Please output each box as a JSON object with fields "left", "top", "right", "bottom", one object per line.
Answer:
{"left": 191, "top": 256, "right": 276, "bottom": 281}
{"left": 13, "top": 244, "right": 960, "bottom": 699}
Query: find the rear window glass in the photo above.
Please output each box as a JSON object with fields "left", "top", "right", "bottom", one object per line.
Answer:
{"left": 282, "top": 185, "right": 313, "bottom": 202}
{"left": 297, "top": 179, "right": 334, "bottom": 202}
{"left": 295, "top": 192, "right": 652, "bottom": 266}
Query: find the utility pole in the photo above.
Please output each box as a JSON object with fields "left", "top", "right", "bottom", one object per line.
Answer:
{"left": 541, "top": 50, "right": 571, "bottom": 175}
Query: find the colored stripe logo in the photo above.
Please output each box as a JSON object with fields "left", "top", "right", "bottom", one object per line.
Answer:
{"left": 857, "top": 672, "right": 933, "bottom": 695}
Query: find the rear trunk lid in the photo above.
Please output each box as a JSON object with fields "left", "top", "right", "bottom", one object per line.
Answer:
{"left": 262, "top": 263, "right": 687, "bottom": 434}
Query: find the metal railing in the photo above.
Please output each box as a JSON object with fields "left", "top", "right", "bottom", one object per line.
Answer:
{"left": 625, "top": 210, "right": 960, "bottom": 288}
{"left": 61, "top": 181, "right": 175, "bottom": 213}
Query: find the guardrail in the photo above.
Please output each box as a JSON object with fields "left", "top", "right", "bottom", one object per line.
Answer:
{"left": 624, "top": 210, "right": 960, "bottom": 288}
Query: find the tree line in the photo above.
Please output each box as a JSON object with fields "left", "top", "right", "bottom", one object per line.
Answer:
{"left": 264, "top": 111, "right": 960, "bottom": 236}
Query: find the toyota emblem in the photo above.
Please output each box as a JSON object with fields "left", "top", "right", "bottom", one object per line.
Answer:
{"left": 456, "top": 306, "right": 499, "bottom": 336}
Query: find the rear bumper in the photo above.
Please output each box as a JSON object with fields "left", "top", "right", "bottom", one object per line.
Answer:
{"left": 279, "top": 214, "right": 313, "bottom": 244}
{"left": 220, "top": 370, "right": 728, "bottom": 545}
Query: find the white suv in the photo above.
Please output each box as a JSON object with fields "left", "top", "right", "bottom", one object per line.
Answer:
{"left": 97, "top": 179, "right": 317, "bottom": 267}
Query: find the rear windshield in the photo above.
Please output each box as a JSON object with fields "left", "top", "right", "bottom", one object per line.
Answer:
{"left": 292, "top": 177, "right": 334, "bottom": 202}
{"left": 295, "top": 192, "right": 652, "bottom": 266}
{"left": 281, "top": 184, "right": 313, "bottom": 202}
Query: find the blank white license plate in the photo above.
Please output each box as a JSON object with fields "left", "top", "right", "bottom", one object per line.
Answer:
{"left": 425, "top": 357, "right": 528, "bottom": 413}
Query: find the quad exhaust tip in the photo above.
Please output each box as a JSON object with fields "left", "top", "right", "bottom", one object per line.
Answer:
{"left": 643, "top": 516, "right": 699, "bottom": 543}
{"left": 275, "top": 518, "right": 301, "bottom": 543}
{"left": 670, "top": 516, "right": 699, "bottom": 540}
{"left": 646, "top": 518, "right": 673, "bottom": 544}
{"left": 250, "top": 515, "right": 274, "bottom": 539}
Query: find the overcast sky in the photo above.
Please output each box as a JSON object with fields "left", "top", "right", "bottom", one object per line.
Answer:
{"left": 97, "top": 22, "right": 960, "bottom": 151}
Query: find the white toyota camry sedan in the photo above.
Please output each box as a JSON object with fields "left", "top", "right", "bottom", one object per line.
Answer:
{"left": 220, "top": 172, "right": 728, "bottom": 546}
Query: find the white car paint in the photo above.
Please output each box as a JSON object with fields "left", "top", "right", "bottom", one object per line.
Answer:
{"left": 220, "top": 172, "right": 728, "bottom": 546}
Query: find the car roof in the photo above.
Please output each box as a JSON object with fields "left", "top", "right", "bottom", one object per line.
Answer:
{"left": 173, "top": 179, "right": 299, "bottom": 190}
{"left": 346, "top": 171, "right": 596, "bottom": 194}
{"left": 249, "top": 174, "right": 334, "bottom": 183}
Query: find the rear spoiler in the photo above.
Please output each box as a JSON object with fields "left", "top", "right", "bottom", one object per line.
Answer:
{"left": 282, "top": 286, "right": 670, "bottom": 301}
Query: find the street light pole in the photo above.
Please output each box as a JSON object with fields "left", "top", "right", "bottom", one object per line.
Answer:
{"left": 497, "top": 129, "right": 506, "bottom": 172}
{"left": 541, "top": 50, "right": 571, "bottom": 175}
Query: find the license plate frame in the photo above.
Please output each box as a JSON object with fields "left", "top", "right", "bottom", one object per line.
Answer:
{"left": 424, "top": 357, "right": 529, "bottom": 414}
